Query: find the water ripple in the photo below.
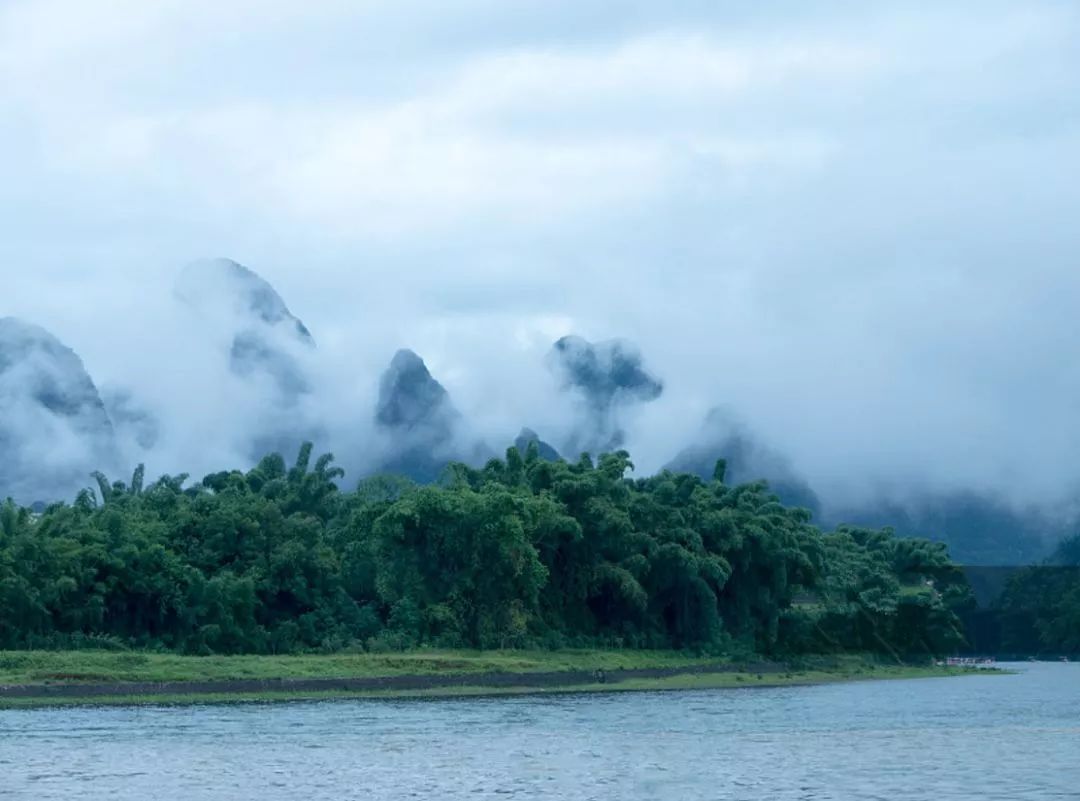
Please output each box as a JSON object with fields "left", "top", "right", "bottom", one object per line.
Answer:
{"left": 0, "top": 663, "right": 1077, "bottom": 800}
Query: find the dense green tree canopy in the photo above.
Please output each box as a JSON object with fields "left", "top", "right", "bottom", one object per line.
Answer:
{"left": 995, "top": 532, "right": 1080, "bottom": 655}
{"left": 0, "top": 444, "right": 970, "bottom": 656}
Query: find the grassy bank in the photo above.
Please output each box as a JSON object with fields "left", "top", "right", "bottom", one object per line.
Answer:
{"left": 0, "top": 649, "right": 712, "bottom": 685}
{"left": 0, "top": 650, "right": 990, "bottom": 709}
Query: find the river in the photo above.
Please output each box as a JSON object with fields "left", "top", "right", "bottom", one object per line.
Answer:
{"left": 1, "top": 662, "right": 1076, "bottom": 800}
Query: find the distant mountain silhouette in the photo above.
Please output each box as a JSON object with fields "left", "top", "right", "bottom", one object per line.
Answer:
{"left": 514, "top": 428, "right": 561, "bottom": 461}
{"left": 548, "top": 335, "right": 663, "bottom": 455}
{"left": 373, "top": 349, "right": 466, "bottom": 482}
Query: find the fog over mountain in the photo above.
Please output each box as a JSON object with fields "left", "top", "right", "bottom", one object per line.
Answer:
{"left": 102, "top": 387, "right": 160, "bottom": 451}
{"left": 3, "top": 1, "right": 1079, "bottom": 564}
{"left": 373, "top": 348, "right": 481, "bottom": 482}
{"left": 0, "top": 317, "right": 117, "bottom": 502}
{"left": 176, "top": 258, "right": 315, "bottom": 346}
{"left": 548, "top": 335, "right": 664, "bottom": 457}
{"left": 174, "top": 258, "right": 321, "bottom": 461}
{"left": 1, "top": 260, "right": 1076, "bottom": 564}
{"left": 514, "top": 428, "right": 561, "bottom": 462}
{"left": 667, "top": 409, "right": 822, "bottom": 515}
{"left": 175, "top": 258, "right": 315, "bottom": 395}
{"left": 827, "top": 491, "right": 1059, "bottom": 567}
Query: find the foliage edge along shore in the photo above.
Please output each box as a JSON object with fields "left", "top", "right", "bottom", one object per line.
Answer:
{"left": 0, "top": 443, "right": 973, "bottom": 661}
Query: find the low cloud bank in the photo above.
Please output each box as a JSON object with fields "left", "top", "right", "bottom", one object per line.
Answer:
{"left": 0, "top": 259, "right": 1071, "bottom": 564}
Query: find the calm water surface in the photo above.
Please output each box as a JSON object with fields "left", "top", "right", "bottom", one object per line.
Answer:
{"left": 1, "top": 662, "right": 1077, "bottom": 800}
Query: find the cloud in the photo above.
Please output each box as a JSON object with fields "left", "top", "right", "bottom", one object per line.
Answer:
{"left": 0, "top": 5, "right": 875, "bottom": 240}
{"left": 1, "top": 1, "right": 1079, "bottom": 527}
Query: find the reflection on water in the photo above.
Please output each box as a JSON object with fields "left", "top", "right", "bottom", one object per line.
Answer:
{"left": 1, "top": 663, "right": 1077, "bottom": 800}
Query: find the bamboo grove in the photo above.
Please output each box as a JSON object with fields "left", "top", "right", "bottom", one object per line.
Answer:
{"left": 0, "top": 444, "right": 971, "bottom": 656}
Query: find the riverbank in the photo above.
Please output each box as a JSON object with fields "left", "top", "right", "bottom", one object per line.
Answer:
{"left": 0, "top": 650, "right": 989, "bottom": 708}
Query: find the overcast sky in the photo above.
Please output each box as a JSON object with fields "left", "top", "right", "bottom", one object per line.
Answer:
{"left": 3, "top": 0, "right": 1079, "bottom": 508}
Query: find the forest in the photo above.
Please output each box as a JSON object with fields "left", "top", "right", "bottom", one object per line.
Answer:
{"left": 0, "top": 443, "right": 977, "bottom": 657}
{"left": 981, "top": 534, "right": 1080, "bottom": 655}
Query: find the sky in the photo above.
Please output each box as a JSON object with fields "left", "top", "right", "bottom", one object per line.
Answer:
{"left": 2, "top": 0, "right": 1080, "bottom": 510}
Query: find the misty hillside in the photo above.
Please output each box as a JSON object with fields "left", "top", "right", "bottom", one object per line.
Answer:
{"left": 826, "top": 492, "right": 1055, "bottom": 567}
{"left": 0, "top": 317, "right": 117, "bottom": 503}
{"left": 0, "top": 260, "right": 1068, "bottom": 566}
{"left": 176, "top": 257, "right": 321, "bottom": 460}
{"left": 176, "top": 257, "right": 315, "bottom": 346}
{"left": 667, "top": 409, "right": 822, "bottom": 515}
{"left": 515, "top": 428, "right": 561, "bottom": 462}
{"left": 373, "top": 348, "right": 470, "bottom": 483}
{"left": 548, "top": 335, "right": 664, "bottom": 456}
